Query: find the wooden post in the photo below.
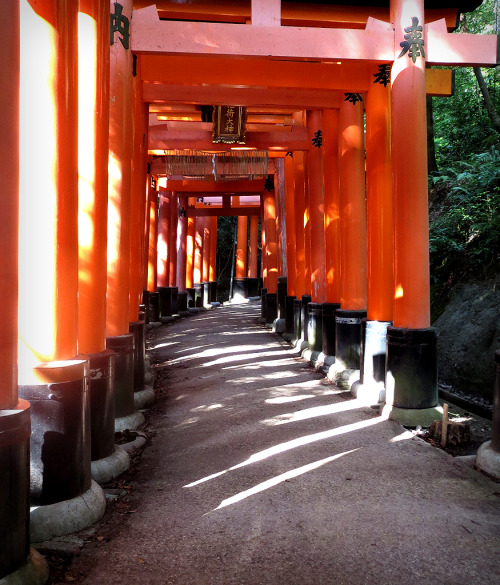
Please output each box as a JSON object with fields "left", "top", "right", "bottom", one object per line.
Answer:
{"left": 177, "top": 195, "right": 188, "bottom": 291}
{"left": 169, "top": 192, "right": 178, "bottom": 287}
{"left": 263, "top": 181, "right": 278, "bottom": 295}
{"left": 107, "top": 0, "right": 133, "bottom": 338}
{"left": 157, "top": 191, "right": 171, "bottom": 288}
{"left": 248, "top": 215, "right": 259, "bottom": 279}
{"left": 147, "top": 185, "right": 158, "bottom": 292}
{"left": 293, "top": 151, "right": 306, "bottom": 299}
{"left": 236, "top": 215, "right": 248, "bottom": 279}
{"left": 186, "top": 202, "right": 196, "bottom": 288}
{"left": 0, "top": 0, "right": 20, "bottom": 409}
{"left": 284, "top": 154, "right": 296, "bottom": 297}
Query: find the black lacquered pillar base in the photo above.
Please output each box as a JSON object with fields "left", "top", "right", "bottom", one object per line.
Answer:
{"left": 87, "top": 350, "right": 116, "bottom": 462}
{"left": 233, "top": 277, "right": 249, "bottom": 299}
{"left": 194, "top": 283, "right": 204, "bottom": 307}
{"left": 106, "top": 334, "right": 135, "bottom": 419}
{"left": 129, "top": 321, "right": 145, "bottom": 392}
{"left": 260, "top": 288, "right": 267, "bottom": 321}
{"left": 307, "top": 303, "right": 324, "bottom": 353}
{"left": 203, "top": 282, "right": 211, "bottom": 306}
{"left": 277, "top": 277, "right": 287, "bottom": 321}
{"left": 247, "top": 278, "right": 260, "bottom": 297}
{"left": 142, "top": 290, "right": 150, "bottom": 323}
{"left": 177, "top": 290, "right": 188, "bottom": 313}
{"left": 493, "top": 350, "right": 500, "bottom": 452}
{"left": 335, "top": 309, "right": 367, "bottom": 370}
{"left": 19, "top": 367, "right": 91, "bottom": 506}
{"left": 382, "top": 326, "right": 442, "bottom": 427}
{"left": 0, "top": 400, "right": 30, "bottom": 578}
{"left": 186, "top": 287, "right": 195, "bottom": 308}
{"left": 322, "top": 303, "right": 340, "bottom": 357}
{"left": 171, "top": 286, "right": 178, "bottom": 314}
{"left": 158, "top": 286, "right": 172, "bottom": 317}
{"left": 285, "top": 295, "right": 296, "bottom": 336}
{"left": 360, "top": 319, "right": 391, "bottom": 387}
{"left": 148, "top": 291, "right": 160, "bottom": 322}
{"left": 265, "top": 292, "right": 278, "bottom": 326}
{"left": 300, "top": 295, "right": 312, "bottom": 344}
{"left": 209, "top": 281, "right": 218, "bottom": 303}
{"left": 293, "top": 298, "right": 302, "bottom": 342}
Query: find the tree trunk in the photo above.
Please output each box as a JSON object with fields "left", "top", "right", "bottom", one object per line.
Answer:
{"left": 473, "top": 67, "right": 500, "bottom": 134}
{"left": 427, "top": 96, "right": 439, "bottom": 173}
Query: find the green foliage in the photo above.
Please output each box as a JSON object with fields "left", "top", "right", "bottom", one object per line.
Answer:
{"left": 429, "top": 147, "right": 500, "bottom": 319}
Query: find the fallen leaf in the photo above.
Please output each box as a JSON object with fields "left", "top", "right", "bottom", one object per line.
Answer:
{"left": 137, "top": 558, "right": 146, "bottom": 564}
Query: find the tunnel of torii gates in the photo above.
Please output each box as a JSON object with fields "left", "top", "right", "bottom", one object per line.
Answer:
{"left": 0, "top": 0, "right": 498, "bottom": 580}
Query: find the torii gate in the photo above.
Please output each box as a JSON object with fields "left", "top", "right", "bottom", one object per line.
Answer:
{"left": 0, "top": 1, "right": 497, "bottom": 582}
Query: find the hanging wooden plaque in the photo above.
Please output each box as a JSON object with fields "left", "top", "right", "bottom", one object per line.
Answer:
{"left": 212, "top": 106, "right": 247, "bottom": 144}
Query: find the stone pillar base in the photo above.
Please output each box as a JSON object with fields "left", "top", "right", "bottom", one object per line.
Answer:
{"left": 134, "top": 385, "right": 155, "bottom": 410}
{"left": 30, "top": 481, "right": 106, "bottom": 544}
{"left": 476, "top": 441, "right": 500, "bottom": 480}
{"left": 91, "top": 447, "right": 130, "bottom": 485}
{"left": 381, "top": 404, "right": 443, "bottom": 429}
{"left": 114, "top": 411, "right": 145, "bottom": 432}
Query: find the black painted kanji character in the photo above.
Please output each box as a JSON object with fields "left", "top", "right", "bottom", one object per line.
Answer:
{"left": 312, "top": 130, "right": 322, "bottom": 148}
{"left": 110, "top": 3, "right": 130, "bottom": 50}
{"left": 398, "top": 16, "right": 425, "bottom": 63}
{"left": 344, "top": 93, "right": 363, "bottom": 104}
{"left": 373, "top": 64, "right": 391, "bottom": 87}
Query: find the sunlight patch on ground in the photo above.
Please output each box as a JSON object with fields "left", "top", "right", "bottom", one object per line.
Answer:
{"left": 261, "top": 371, "right": 297, "bottom": 380}
{"left": 261, "top": 399, "right": 367, "bottom": 426}
{"left": 174, "top": 417, "right": 199, "bottom": 428}
{"left": 222, "top": 358, "right": 296, "bottom": 370}
{"left": 202, "top": 348, "right": 291, "bottom": 367}
{"left": 150, "top": 341, "right": 179, "bottom": 350}
{"left": 265, "top": 394, "right": 316, "bottom": 404}
{"left": 184, "top": 415, "right": 384, "bottom": 488}
{"left": 389, "top": 429, "right": 414, "bottom": 443}
{"left": 211, "top": 449, "right": 358, "bottom": 512}
{"left": 190, "top": 403, "right": 224, "bottom": 413}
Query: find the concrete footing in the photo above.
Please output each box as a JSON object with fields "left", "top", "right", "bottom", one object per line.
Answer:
{"left": 0, "top": 549, "right": 49, "bottom": 585}
{"left": 381, "top": 404, "right": 443, "bottom": 428}
{"left": 114, "top": 411, "right": 145, "bottom": 432}
{"left": 351, "top": 381, "right": 385, "bottom": 406}
{"left": 134, "top": 386, "right": 155, "bottom": 410}
{"left": 476, "top": 441, "right": 500, "bottom": 480}
{"left": 30, "top": 480, "right": 106, "bottom": 544}
{"left": 273, "top": 318, "right": 285, "bottom": 333}
{"left": 91, "top": 447, "right": 130, "bottom": 485}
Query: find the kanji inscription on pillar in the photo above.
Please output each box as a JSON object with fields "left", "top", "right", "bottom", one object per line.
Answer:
{"left": 179, "top": 207, "right": 187, "bottom": 218}
{"left": 344, "top": 93, "right": 363, "bottom": 104}
{"left": 398, "top": 17, "right": 425, "bottom": 63}
{"left": 264, "top": 175, "right": 274, "bottom": 192}
{"left": 373, "top": 64, "right": 391, "bottom": 87}
{"left": 311, "top": 130, "right": 322, "bottom": 148}
{"left": 110, "top": 3, "right": 130, "bottom": 49}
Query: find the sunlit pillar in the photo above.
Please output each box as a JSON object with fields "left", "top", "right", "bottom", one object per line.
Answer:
{"left": 248, "top": 215, "right": 259, "bottom": 279}
{"left": 355, "top": 70, "right": 395, "bottom": 402}
{"left": 177, "top": 195, "right": 188, "bottom": 292}
{"left": 202, "top": 215, "right": 212, "bottom": 305}
{"left": 193, "top": 216, "right": 204, "bottom": 307}
{"left": 186, "top": 201, "right": 196, "bottom": 289}
{"left": 147, "top": 186, "right": 158, "bottom": 293}
{"left": 234, "top": 207, "right": 249, "bottom": 298}
{"left": 322, "top": 109, "right": 341, "bottom": 358}
{"left": 263, "top": 178, "right": 278, "bottom": 324}
{"left": 306, "top": 110, "right": 326, "bottom": 352}
{"left": 78, "top": 0, "right": 123, "bottom": 473}
{"left": 19, "top": 0, "right": 97, "bottom": 525}
{"left": 130, "top": 54, "right": 148, "bottom": 325}
{"left": 274, "top": 158, "right": 288, "bottom": 330}
{"left": 302, "top": 153, "right": 313, "bottom": 344}
{"left": 335, "top": 97, "right": 367, "bottom": 373}
{"left": 106, "top": 0, "right": 144, "bottom": 432}
{"left": 169, "top": 192, "right": 179, "bottom": 316}
{"left": 385, "top": 0, "right": 439, "bottom": 425}
{"left": 293, "top": 151, "right": 307, "bottom": 342}
{"left": 0, "top": 3, "right": 33, "bottom": 579}
{"left": 157, "top": 191, "right": 171, "bottom": 289}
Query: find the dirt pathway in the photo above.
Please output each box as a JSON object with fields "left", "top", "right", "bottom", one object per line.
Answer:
{"left": 64, "top": 303, "right": 500, "bottom": 585}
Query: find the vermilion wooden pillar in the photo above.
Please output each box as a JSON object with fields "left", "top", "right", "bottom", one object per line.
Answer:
{"left": 0, "top": 4, "right": 31, "bottom": 577}
{"left": 186, "top": 203, "right": 196, "bottom": 289}
{"left": 293, "top": 151, "right": 307, "bottom": 342}
{"left": 336, "top": 97, "right": 367, "bottom": 371}
{"left": 248, "top": 216, "right": 259, "bottom": 279}
{"left": 157, "top": 191, "right": 171, "bottom": 289}
{"left": 274, "top": 158, "right": 288, "bottom": 330}
{"left": 306, "top": 110, "right": 326, "bottom": 352}
{"left": 356, "top": 70, "right": 395, "bottom": 401}
{"left": 202, "top": 216, "right": 212, "bottom": 305}
{"left": 283, "top": 153, "right": 296, "bottom": 337}
{"left": 301, "top": 153, "right": 313, "bottom": 345}
{"left": 147, "top": 187, "right": 158, "bottom": 293}
{"left": 130, "top": 55, "right": 148, "bottom": 324}
{"left": 177, "top": 195, "right": 188, "bottom": 291}
{"left": 19, "top": 0, "right": 99, "bottom": 527}
{"left": 322, "top": 109, "right": 342, "bottom": 358}
{"left": 209, "top": 215, "right": 218, "bottom": 302}
{"left": 106, "top": 0, "right": 143, "bottom": 431}
{"left": 385, "top": 0, "right": 439, "bottom": 425}
{"left": 194, "top": 217, "right": 204, "bottom": 284}
{"left": 106, "top": 0, "right": 133, "bottom": 339}
{"left": 263, "top": 180, "right": 278, "bottom": 324}
{"left": 234, "top": 206, "right": 249, "bottom": 298}
{"left": 169, "top": 192, "right": 179, "bottom": 306}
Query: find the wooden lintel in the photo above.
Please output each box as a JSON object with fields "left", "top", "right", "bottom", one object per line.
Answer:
{"left": 132, "top": 7, "right": 497, "bottom": 67}
{"left": 166, "top": 179, "right": 265, "bottom": 193}
{"left": 187, "top": 206, "right": 261, "bottom": 217}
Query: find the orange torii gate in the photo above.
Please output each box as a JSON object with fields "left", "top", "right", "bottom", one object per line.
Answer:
{"left": 0, "top": 1, "right": 498, "bottom": 582}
